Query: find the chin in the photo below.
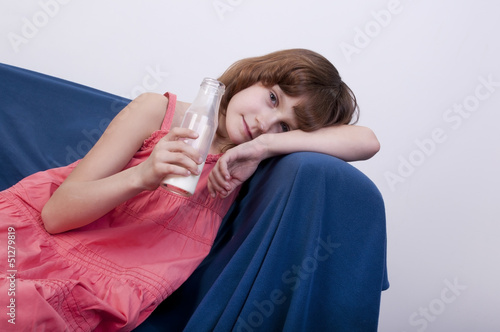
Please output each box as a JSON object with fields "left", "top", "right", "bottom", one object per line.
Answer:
{"left": 225, "top": 133, "right": 242, "bottom": 146}
{"left": 232, "top": 138, "right": 247, "bottom": 145}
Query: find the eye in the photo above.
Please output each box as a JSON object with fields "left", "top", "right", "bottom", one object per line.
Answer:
{"left": 269, "top": 91, "right": 278, "bottom": 106}
{"left": 280, "top": 122, "right": 290, "bottom": 132}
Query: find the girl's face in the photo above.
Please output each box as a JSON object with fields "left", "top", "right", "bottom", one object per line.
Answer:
{"left": 221, "top": 83, "right": 302, "bottom": 145}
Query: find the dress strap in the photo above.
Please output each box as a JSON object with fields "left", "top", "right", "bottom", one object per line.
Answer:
{"left": 161, "top": 92, "right": 177, "bottom": 131}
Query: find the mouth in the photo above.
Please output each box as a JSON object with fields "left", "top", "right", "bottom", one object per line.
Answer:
{"left": 242, "top": 117, "right": 254, "bottom": 140}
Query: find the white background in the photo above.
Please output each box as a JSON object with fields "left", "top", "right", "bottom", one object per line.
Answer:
{"left": 1, "top": 0, "right": 499, "bottom": 331}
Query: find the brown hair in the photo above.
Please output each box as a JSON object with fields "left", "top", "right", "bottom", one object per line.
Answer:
{"left": 217, "top": 48, "right": 359, "bottom": 132}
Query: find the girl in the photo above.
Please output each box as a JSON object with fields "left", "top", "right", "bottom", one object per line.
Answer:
{"left": 0, "top": 49, "right": 379, "bottom": 331}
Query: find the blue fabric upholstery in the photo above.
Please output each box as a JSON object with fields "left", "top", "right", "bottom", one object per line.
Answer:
{"left": 0, "top": 63, "right": 129, "bottom": 189}
{"left": 139, "top": 153, "right": 389, "bottom": 332}
{"left": 0, "top": 63, "right": 389, "bottom": 331}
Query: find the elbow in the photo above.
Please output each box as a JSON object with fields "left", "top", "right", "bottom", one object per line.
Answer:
{"left": 368, "top": 134, "right": 381, "bottom": 158}
{"left": 41, "top": 204, "right": 64, "bottom": 235}
{"left": 361, "top": 128, "right": 381, "bottom": 160}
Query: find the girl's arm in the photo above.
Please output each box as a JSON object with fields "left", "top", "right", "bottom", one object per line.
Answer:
{"left": 207, "top": 124, "right": 379, "bottom": 197}
{"left": 41, "top": 93, "right": 202, "bottom": 234}
{"left": 259, "top": 124, "right": 380, "bottom": 162}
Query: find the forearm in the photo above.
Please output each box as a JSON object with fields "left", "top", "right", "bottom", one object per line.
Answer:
{"left": 41, "top": 166, "right": 144, "bottom": 234}
{"left": 259, "top": 125, "right": 380, "bottom": 162}
{"left": 207, "top": 125, "right": 379, "bottom": 198}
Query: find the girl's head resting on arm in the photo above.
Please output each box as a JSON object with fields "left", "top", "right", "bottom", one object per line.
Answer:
{"left": 217, "top": 48, "right": 359, "bottom": 132}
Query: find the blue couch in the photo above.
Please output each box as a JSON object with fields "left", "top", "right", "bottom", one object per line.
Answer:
{"left": 0, "top": 63, "right": 389, "bottom": 331}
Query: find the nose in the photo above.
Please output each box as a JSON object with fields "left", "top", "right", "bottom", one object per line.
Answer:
{"left": 255, "top": 113, "right": 279, "bottom": 134}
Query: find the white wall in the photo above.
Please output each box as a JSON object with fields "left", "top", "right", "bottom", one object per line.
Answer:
{"left": 2, "top": 0, "right": 499, "bottom": 331}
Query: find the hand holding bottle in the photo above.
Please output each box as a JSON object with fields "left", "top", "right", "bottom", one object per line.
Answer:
{"left": 162, "top": 78, "right": 225, "bottom": 196}
{"left": 136, "top": 127, "right": 204, "bottom": 191}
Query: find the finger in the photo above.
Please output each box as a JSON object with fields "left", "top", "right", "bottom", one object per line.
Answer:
{"left": 208, "top": 166, "right": 229, "bottom": 197}
{"left": 209, "top": 171, "right": 228, "bottom": 195}
{"left": 214, "top": 161, "right": 232, "bottom": 192}
{"left": 156, "top": 148, "right": 201, "bottom": 176}
{"left": 207, "top": 178, "right": 215, "bottom": 197}
{"left": 159, "top": 163, "right": 194, "bottom": 177}
{"left": 218, "top": 158, "right": 231, "bottom": 181}
{"left": 207, "top": 174, "right": 220, "bottom": 198}
{"left": 207, "top": 173, "right": 223, "bottom": 198}
{"left": 173, "top": 141, "right": 204, "bottom": 165}
{"left": 158, "top": 140, "right": 203, "bottom": 167}
{"left": 165, "top": 127, "right": 199, "bottom": 141}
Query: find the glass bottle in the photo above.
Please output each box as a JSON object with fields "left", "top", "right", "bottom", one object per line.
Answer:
{"left": 162, "top": 77, "right": 225, "bottom": 196}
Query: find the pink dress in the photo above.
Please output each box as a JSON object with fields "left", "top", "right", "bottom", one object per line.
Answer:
{"left": 0, "top": 93, "right": 240, "bottom": 331}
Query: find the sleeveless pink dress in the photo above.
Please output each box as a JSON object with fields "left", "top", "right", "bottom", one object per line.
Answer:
{"left": 0, "top": 93, "right": 240, "bottom": 331}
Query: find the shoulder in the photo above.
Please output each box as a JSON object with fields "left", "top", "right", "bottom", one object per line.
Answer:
{"left": 129, "top": 93, "right": 191, "bottom": 130}
{"left": 129, "top": 92, "right": 169, "bottom": 120}
{"left": 112, "top": 92, "right": 169, "bottom": 135}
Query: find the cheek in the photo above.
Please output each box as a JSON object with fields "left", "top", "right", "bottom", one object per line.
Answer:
{"left": 225, "top": 116, "right": 249, "bottom": 145}
{"left": 221, "top": 113, "right": 238, "bottom": 141}
{"left": 224, "top": 103, "right": 240, "bottom": 127}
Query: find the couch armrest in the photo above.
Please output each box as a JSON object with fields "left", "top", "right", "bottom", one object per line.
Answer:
{"left": 140, "top": 152, "right": 389, "bottom": 332}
